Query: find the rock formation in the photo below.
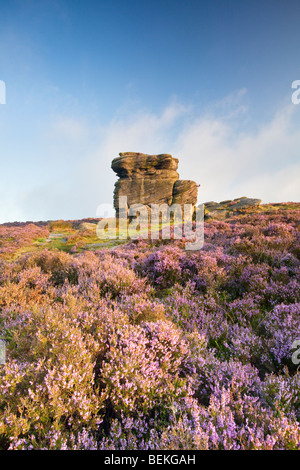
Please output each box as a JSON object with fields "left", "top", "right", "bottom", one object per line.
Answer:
{"left": 203, "top": 197, "right": 262, "bottom": 220}
{"left": 111, "top": 152, "right": 198, "bottom": 213}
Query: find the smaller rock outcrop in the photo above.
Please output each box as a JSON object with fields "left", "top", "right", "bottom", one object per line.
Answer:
{"left": 204, "top": 197, "right": 262, "bottom": 220}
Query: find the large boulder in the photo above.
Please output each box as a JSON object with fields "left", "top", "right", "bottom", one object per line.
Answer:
{"left": 111, "top": 152, "right": 198, "bottom": 212}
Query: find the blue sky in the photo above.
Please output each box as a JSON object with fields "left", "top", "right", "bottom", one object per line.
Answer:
{"left": 0, "top": 0, "right": 299, "bottom": 222}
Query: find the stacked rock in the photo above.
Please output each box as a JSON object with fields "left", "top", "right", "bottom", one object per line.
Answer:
{"left": 111, "top": 152, "right": 198, "bottom": 214}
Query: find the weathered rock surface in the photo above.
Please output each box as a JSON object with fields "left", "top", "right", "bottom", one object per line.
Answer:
{"left": 112, "top": 152, "right": 198, "bottom": 212}
{"left": 112, "top": 153, "right": 179, "bottom": 177}
{"left": 172, "top": 180, "right": 198, "bottom": 206}
{"left": 204, "top": 197, "right": 262, "bottom": 219}
{"left": 229, "top": 198, "right": 262, "bottom": 210}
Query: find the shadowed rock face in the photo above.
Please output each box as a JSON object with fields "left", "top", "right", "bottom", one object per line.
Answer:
{"left": 172, "top": 180, "right": 198, "bottom": 206}
{"left": 111, "top": 152, "right": 198, "bottom": 212}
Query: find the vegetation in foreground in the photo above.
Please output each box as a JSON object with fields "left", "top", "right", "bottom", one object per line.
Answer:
{"left": 0, "top": 203, "right": 299, "bottom": 450}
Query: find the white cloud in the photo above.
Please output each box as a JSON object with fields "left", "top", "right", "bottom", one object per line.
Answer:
{"left": 170, "top": 100, "right": 300, "bottom": 203}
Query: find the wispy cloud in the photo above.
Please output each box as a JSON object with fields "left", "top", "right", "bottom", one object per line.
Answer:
{"left": 171, "top": 99, "right": 300, "bottom": 203}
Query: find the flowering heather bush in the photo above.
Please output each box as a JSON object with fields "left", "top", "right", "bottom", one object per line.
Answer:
{"left": 0, "top": 224, "right": 49, "bottom": 259}
{"left": 0, "top": 204, "right": 299, "bottom": 450}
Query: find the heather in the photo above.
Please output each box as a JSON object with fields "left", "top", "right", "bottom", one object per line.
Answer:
{"left": 0, "top": 204, "right": 299, "bottom": 450}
